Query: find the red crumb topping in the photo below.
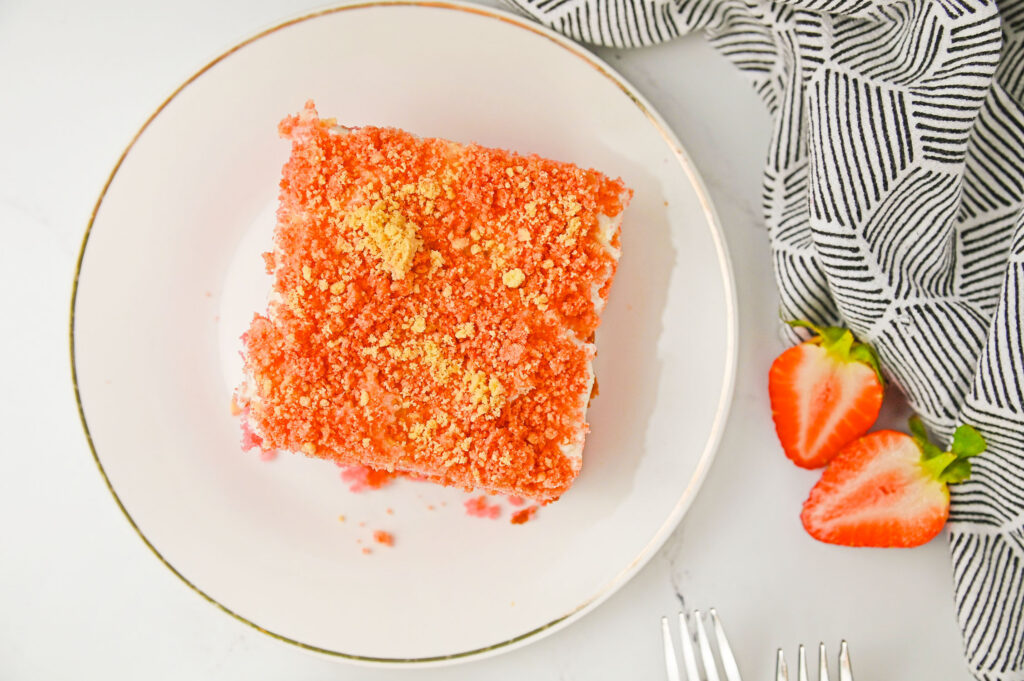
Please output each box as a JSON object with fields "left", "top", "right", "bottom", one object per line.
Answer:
{"left": 239, "top": 418, "right": 262, "bottom": 451}
{"left": 510, "top": 505, "right": 539, "bottom": 524}
{"left": 341, "top": 465, "right": 397, "bottom": 492}
{"left": 464, "top": 495, "right": 501, "bottom": 519}
{"left": 238, "top": 405, "right": 276, "bottom": 460}
{"left": 373, "top": 530, "right": 394, "bottom": 546}
{"left": 507, "top": 495, "right": 526, "bottom": 507}
{"left": 237, "top": 101, "right": 631, "bottom": 503}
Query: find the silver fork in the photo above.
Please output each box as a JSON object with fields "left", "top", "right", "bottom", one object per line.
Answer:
{"left": 776, "top": 642, "right": 854, "bottom": 681}
{"left": 661, "top": 608, "right": 742, "bottom": 681}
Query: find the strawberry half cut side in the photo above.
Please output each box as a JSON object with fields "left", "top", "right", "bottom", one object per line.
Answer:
{"left": 769, "top": 321, "right": 884, "bottom": 468}
{"left": 801, "top": 419, "right": 987, "bottom": 548}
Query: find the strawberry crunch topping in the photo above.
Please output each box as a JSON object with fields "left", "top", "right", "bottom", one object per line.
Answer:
{"left": 237, "top": 102, "right": 631, "bottom": 503}
{"left": 510, "top": 505, "right": 540, "bottom": 525}
{"left": 464, "top": 495, "right": 502, "bottom": 519}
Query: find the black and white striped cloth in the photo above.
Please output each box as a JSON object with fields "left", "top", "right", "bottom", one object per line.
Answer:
{"left": 508, "top": 0, "right": 1024, "bottom": 677}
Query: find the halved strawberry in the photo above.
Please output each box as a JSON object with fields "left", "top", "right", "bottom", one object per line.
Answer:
{"left": 769, "top": 321, "right": 884, "bottom": 468}
{"left": 801, "top": 419, "right": 986, "bottom": 548}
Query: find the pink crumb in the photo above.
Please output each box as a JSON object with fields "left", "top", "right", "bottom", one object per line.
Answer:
{"left": 239, "top": 419, "right": 271, "bottom": 458}
{"left": 507, "top": 495, "right": 526, "bottom": 507}
{"left": 464, "top": 495, "right": 501, "bottom": 519}
{"left": 511, "top": 505, "right": 540, "bottom": 525}
{"left": 373, "top": 530, "right": 394, "bottom": 546}
{"left": 341, "top": 465, "right": 397, "bottom": 492}
{"left": 237, "top": 404, "right": 275, "bottom": 459}
{"left": 361, "top": 547, "right": 372, "bottom": 555}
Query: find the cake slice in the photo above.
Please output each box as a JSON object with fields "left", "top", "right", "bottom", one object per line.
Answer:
{"left": 236, "top": 102, "right": 631, "bottom": 503}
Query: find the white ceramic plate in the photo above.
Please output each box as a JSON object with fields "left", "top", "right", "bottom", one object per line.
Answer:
{"left": 72, "top": 0, "right": 736, "bottom": 666}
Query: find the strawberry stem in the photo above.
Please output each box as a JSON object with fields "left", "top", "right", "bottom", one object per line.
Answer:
{"left": 785, "top": 320, "right": 884, "bottom": 385}
{"left": 909, "top": 417, "right": 987, "bottom": 484}
{"left": 922, "top": 452, "right": 957, "bottom": 480}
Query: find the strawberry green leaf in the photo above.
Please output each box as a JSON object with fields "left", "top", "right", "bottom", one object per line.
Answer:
{"left": 939, "top": 459, "right": 973, "bottom": 484}
{"left": 784, "top": 320, "right": 884, "bottom": 383}
{"left": 785, "top": 320, "right": 845, "bottom": 345}
{"left": 951, "top": 425, "right": 986, "bottom": 458}
{"left": 923, "top": 441, "right": 944, "bottom": 460}
{"left": 849, "top": 343, "right": 884, "bottom": 385}
{"left": 822, "top": 327, "right": 849, "bottom": 346}
{"left": 909, "top": 416, "right": 929, "bottom": 442}
{"left": 913, "top": 418, "right": 983, "bottom": 483}
{"left": 909, "top": 417, "right": 944, "bottom": 460}
{"left": 786, "top": 319, "right": 824, "bottom": 338}
{"left": 831, "top": 329, "right": 855, "bottom": 357}
{"left": 922, "top": 452, "right": 957, "bottom": 480}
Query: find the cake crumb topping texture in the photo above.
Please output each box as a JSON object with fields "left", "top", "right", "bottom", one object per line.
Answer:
{"left": 237, "top": 102, "right": 631, "bottom": 503}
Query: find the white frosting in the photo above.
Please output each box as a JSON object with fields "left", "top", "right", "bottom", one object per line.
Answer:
{"left": 561, "top": 194, "right": 627, "bottom": 471}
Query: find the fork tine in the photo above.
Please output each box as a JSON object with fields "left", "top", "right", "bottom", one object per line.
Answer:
{"left": 819, "top": 643, "right": 830, "bottom": 681}
{"left": 838, "top": 641, "right": 853, "bottom": 681}
{"left": 797, "top": 644, "right": 809, "bottom": 681}
{"left": 661, "top": 617, "right": 683, "bottom": 681}
{"left": 694, "top": 611, "right": 721, "bottom": 681}
{"left": 709, "top": 609, "right": 742, "bottom": 681}
{"left": 776, "top": 649, "right": 789, "bottom": 681}
{"left": 677, "top": 612, "right": 701, "bottom": 681}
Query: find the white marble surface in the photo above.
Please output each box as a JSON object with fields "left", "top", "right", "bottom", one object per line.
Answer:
{"left": 0, "top": 0, "right": 972, "bottom": 678}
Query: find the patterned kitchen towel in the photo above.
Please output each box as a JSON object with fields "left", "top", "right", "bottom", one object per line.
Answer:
{"left": 507, "top": 0, "right": 1024, "bottom": 677}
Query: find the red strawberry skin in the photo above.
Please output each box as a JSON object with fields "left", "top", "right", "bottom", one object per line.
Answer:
{"left": 769, "top": 343, "right": 883, "bottom": 468}
{"left": 801, "top": 430, "right": 949, "bottom": 548}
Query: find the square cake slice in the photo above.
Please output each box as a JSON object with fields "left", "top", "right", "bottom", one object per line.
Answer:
{"left": 236, "top": 102, "right": 631, "bottom": 503}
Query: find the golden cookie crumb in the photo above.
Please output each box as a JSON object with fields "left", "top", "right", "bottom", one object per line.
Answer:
{"left": 465, "top": 369, "right": 505, "bottom": 418}
{"left": 502, "top": 268, "right": 526, "bottom": 288}
{"left": 347, "top": 196, "right": 423, "bottom": 280}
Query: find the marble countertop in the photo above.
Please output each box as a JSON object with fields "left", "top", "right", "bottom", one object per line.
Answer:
{"left": 0, "top": 0, "right": 972, "bottom": 678}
